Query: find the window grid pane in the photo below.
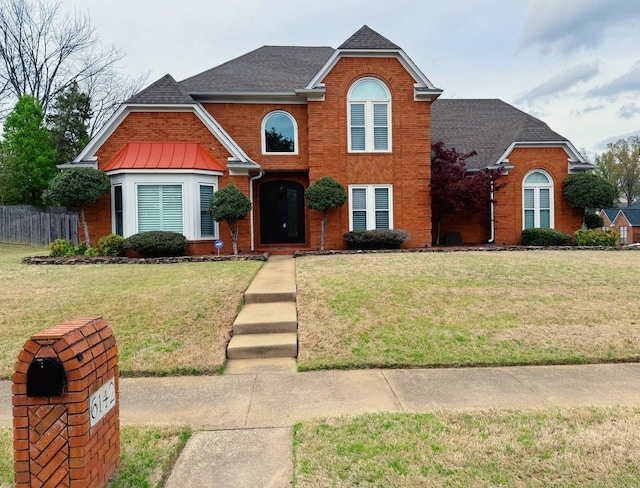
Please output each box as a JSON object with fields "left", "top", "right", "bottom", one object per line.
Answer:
{"left": 524, "top": 209, "right": 535, "bottom": 229}
{"left": 539, "top": 210, "right": 550, "bottom": 228}
{"left": 352, "top": 211, "right": 367, "bottom": 230}
{"left": 200, "top": 185, "right": 215, "bottom": 237}
{"left": 539, "top": 188, "right": 550, "bottom": 209}
{"left": 114, "top": 186, "right": 123, "bottom": 236}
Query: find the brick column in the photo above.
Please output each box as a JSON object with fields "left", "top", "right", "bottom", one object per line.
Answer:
{"left": 12, "top": 317, "right": 120, "bottom": 488}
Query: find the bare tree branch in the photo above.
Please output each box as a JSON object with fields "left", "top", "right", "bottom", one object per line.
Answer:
{"left": 0, "top": 0, "right": 133, "bottom": 127}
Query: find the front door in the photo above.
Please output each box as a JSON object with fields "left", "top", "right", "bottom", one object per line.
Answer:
{"left": 260, "top": 180, "right": 306, "bottom": 244}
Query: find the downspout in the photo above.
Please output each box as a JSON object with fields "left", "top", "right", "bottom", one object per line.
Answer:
{"left": 249, "top": 169, "right": 264, "bottom": 252}
{"left": 488, "top": 179, "right": 495, "bottom": 244}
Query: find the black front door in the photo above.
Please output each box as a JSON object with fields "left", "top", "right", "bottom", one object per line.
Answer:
{"left": 260, "top": 180, "right": 306, "bottom": 244}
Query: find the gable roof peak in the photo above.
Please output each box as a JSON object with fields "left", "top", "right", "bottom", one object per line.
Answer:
{"left": 127, "top": 74, "right": 194, "bottom": 105}
{"left": 339, "top": 25, "right": 400, "bottom": 50}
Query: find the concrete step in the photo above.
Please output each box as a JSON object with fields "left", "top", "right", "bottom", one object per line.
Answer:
{"left": 225, "top": 358, "right": 298, "bottom": 374}
{"left": 244, "top": 290, "right": 296, "bottom": 304}
{"left": 244, "top": 256, "right": 296, "bottom": 304}
{"left": 227, "top": 333, "right": 298, "bottom": 360}
{"left": 233, "top": 302, "right": 297, "bottom": 334}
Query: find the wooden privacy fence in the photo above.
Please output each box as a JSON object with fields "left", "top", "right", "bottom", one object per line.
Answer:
{"left": 0, "top": 205, "right": 78, "bottom": 246}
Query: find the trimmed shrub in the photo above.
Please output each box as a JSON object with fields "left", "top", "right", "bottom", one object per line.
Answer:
{"left": 343, "top": 229, "right": 410, "bottom": 250}
{"left": 574, "top": 229, "right": 618, "bottom": 246}
{"left": 521, "top": 228, "right": 572, "bottom": 246}
{"left": 84, "top": 247, "right": 100, "bottom": 257}
{"left": 123, "top": 231, "right": 188, "bottom": 257}
{"left": 49, "top": 239, "right": 76, "bottom": 257}
{"left": 584, "top": 212, "right": 604, "bottom": 230}
{"left": 98, "top": 234, "right": 126, "bottom": 257}
{"left": 75, "top": 242, "right": 88, "bottom": 255}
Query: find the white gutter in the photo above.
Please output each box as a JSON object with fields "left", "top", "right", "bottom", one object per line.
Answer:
{"left": 249, "top": 169, "right": 265, "bottom": 251}
{"left": 488, "top": 179, "right": 495, "bottom": 244}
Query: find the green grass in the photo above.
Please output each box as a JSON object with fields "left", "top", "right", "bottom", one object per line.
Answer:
{"left": 293, "top": 407, "right": 640, "bottom": 487}
{"left": 0, "top": 425, "right": 190, "bottom": 487}
{"left": 107, "top": 425, "right": 191, "bottom": 488}
{"left": 0, "top": 429, "right": 11, "bottom": 488}
{"left": 0, "top": 243, "right": 262, "bottom": 378}
{"left": 296, "top": 252, "right": 640, "bottom": 370}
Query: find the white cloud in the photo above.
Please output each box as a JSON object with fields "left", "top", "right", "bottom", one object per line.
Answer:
{"left": 573, "top": 105, "right": 605, "bottom": 117}
{"left": 586, "top": 61, "right": 640, "bottom": 98}
{"left": 515, "top": 63, "right": 600, "bottom": 105}
{"left": 520, "top": 0, "right": 640, "bottom": 53}
{"left": 618, "top": 103, "right": 640, "bottom": 119}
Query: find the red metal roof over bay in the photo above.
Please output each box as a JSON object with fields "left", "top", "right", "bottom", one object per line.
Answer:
{"left": 103, "top": 142, "right": 225, "bottom": 172}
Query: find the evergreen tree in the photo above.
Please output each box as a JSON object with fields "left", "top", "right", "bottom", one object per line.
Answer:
{"left": 305, "top": 176, "right": 347, "bottom": 250}
{"left": 47, "top": 82, "right": 92, "bottom": 165}
{"left": 42, "top": 167, "right": 110, "bottom": 246}
{"left": 1, "top": 95, "right": 57, "bottom": 205}
{"left": 209, "top": 184, "right": 252, "bottom": 255}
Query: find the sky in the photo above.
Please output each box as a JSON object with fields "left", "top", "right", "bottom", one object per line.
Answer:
{"left": 66, "top": 0, "right": 640, "bottom": 159}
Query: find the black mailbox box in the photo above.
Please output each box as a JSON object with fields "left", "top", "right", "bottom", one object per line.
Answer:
{"left": 26, "top": 357, "right": 66, "bottom": 397}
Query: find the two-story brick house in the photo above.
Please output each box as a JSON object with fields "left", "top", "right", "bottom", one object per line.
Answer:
{"left": 66, "top": 26, "right": 592, "bottom": 254}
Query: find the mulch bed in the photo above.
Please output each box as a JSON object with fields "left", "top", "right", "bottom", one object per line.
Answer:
{"left": 22, "top": 253, "right": 270, "bottom": 265}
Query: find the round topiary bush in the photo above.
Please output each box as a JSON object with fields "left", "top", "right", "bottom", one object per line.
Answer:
{"left": 123, "top": 231, "right": 188, "bottom": 257}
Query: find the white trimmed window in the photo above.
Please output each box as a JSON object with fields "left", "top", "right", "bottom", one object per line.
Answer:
{"left": 348, "top": 78, "right": 391, "bottom": 152}
{"left": 137, "top": 185, "right": 183, "bottom": 233}
{"left": 262, "top": 111, "right": 297, "bottom": 154}
{"left": 523, "top": 170, "right": 553, "bottom": 229}
{"left": 349, "top": 185, "right": 393, "bottom": 230}
{"left": 110, "top": 173, "right": 219, "bottom": 240}
{"left": 620, "top": 226, "right": 628, "bottom": 244}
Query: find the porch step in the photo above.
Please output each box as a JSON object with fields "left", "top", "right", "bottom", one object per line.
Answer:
{"left": 226, "top": 333, "right": 298, "bottom": 360}
{"left": 233, "top": 302, "right": 297, "bottom": 335}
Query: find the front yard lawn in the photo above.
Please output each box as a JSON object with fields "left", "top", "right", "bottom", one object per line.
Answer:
{"left": 296, "top": 251, "right": 640, "bottom": 370}
{"left": 293, "top": 407, "right": 640, "bottom": 487}
{"left": 0, "top": 244, "right": 261, "bottom": 378}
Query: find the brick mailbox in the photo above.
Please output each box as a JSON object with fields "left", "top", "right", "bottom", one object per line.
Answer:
{"left": 12, "top": 317, "right": 120, "bottom": 488}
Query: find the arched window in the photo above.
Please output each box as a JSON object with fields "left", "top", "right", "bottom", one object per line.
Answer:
{"left": 523, "top": 170, "right": 553, "bottom": 229}
{"left": 262, "top": 111, "right": 297, "bottom": 154}
{"left": 348, "top": 78, "right": 391, "bottom": 152}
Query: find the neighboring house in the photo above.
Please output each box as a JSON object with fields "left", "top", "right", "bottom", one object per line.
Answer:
{"left": 65, "top": 26, "right": 592, "bottom": 254}
{"left": 599, "top": 207, "right": 640, "bottom": 244}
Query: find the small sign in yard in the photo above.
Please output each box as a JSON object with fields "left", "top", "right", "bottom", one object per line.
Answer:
{"left": 214, "top": 239, "right": 224, "bottom": 255}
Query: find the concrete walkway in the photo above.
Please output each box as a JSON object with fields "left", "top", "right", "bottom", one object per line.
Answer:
{"left": 2, "top": 363, "right": 640, "bottom": 486}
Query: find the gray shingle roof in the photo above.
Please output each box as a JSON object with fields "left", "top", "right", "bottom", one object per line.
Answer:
{"left": 602, "top": 208, "right": 620, "bottom": 222}
{"left": 431, "top": 99, "right": 568, "bottom": 170}
{"left": 127, "top": 74, "right": 194, "bottom": 104}
{"left": 338, "top": 25, "right": 400, "bottom": 50}
{"left": 179, "top": 46, "right": 335, "bottom": 94}
{"left": 620, "top": 208, "right": 640, "bottom": 226}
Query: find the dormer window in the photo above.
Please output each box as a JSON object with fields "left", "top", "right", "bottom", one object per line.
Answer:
{"left": 262, "top": 111, "right": 297, "bottom": 154}
{"left": 348, "top": 78, "right": 391, "bottom": 152}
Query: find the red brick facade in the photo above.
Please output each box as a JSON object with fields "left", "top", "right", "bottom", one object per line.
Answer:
{"left": 13, "top": 317, "right": 119, "bottom": 488}
{"left": 80, "top": 51, "right": 585, "bottom": 253}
